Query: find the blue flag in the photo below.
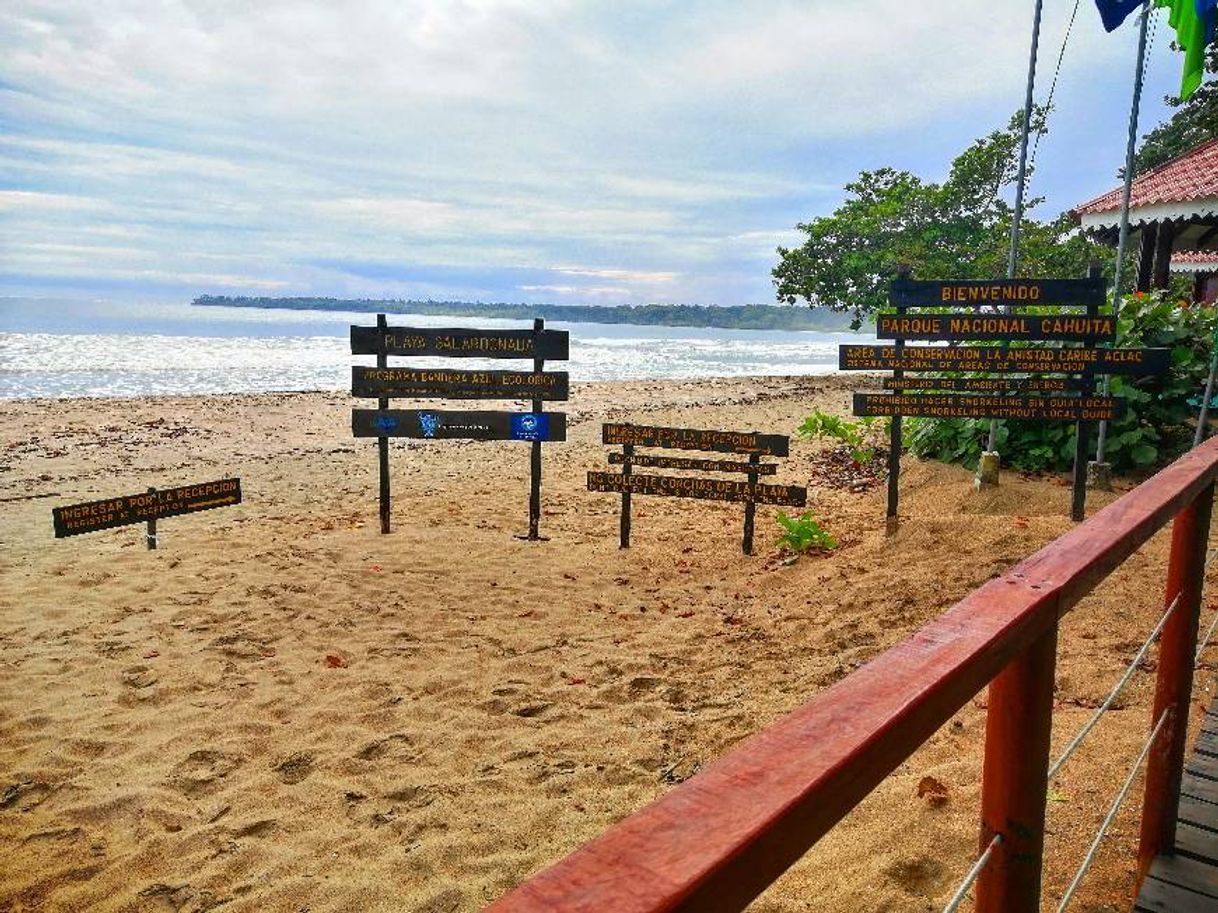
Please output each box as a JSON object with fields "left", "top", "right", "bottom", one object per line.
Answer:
{"left": 1095, "top": 0, "right": 1146, "bottom": 30}
{"left": 1198, "top": 0, "right": 1217, "bottom": 43}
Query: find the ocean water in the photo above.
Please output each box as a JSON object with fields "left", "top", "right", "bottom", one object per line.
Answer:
{"left": 0, "top": 298, "right": 868, "bottom": 399}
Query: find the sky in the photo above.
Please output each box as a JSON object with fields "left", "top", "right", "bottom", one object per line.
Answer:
{"left": 0, "top": 1, "right": 1196, "bottom": 308}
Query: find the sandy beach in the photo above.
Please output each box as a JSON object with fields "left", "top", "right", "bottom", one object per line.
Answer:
{"left": 2, "top": 375, "right": 1214, "bottom": 913}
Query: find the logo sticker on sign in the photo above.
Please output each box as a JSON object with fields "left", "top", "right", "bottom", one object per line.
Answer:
{"left": 511, "top": 413, "right": 549, "bottom": 441}
{"left": 373, "top": 414, "right": 400, "bottom": 434}
{"left": 416, "top": 412, "right": 440, "bottom": 438}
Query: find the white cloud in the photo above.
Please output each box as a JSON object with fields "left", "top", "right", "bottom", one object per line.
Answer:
{"left": 0, "top": 190, "right": 110, "bottom": 212}
{"left": 553, "top": 267, "right": 678, "bottom": 283}
{"left": 0, "top": 1, "right": 1183, "bottom": 303}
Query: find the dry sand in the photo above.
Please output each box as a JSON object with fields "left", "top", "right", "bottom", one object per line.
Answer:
{"left": 1, "top": 375, "right": 1215, "bottom": 913}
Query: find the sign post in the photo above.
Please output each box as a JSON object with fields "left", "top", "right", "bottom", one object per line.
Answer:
{"left": 350, "top": 316, "right": 570, "bottom": 538}
{"left": 146, "top": 486, "right": 157, "bottom": 550}
{"left": 53, "top": 478, "right": 242, "bottom": 543}
{"left": 842, "top": 270, "right": 1170, "bottom": 526}
{"left": 524, "top": 318, "right": 545, "bottom": 541}
{"left": 590, "top": 423, "right": 804, "bottom": 554}
{"left": 377, "top": 313, "right": 390, "bottom": 535}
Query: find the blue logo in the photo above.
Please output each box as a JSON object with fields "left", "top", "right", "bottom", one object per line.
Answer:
{"left": 373, "top": 414, "right": 399, "bottom": 433}
{"left": 511, "top": 413, "right": 549, "bottom": 441}
{"left": 417, "top": 412, "right": 441, "bottom": 438}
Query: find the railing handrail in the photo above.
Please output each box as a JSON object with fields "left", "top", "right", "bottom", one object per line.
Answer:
{"left": 486, "top": 437, "right": 1218, "bottom": 913}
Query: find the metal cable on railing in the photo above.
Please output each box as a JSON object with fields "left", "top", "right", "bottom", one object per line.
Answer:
{"left": 1054, "top": 709, "right": 1170, "bottom": 912}
{"left": 938, "top": 536, "right": 1213, "bottom": 912}
{"left": 939, "top": 833, "right": 1003, "bottom": 913}
{"left": 1048, "top": 591, "right": 1179, "bottom": 778}
{"left": 1194, "top": 544, "right": 1218, "bottom": 665}
{"left": 1052, "top": 537, "right": 1218, "bottom": 774}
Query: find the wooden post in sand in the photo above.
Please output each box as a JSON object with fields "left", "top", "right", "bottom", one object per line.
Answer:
{"left": 589, "top": 424, "right": 804, "bottom": 551}
{"left": 145, "top": 486, "right": 157, "bottom": 550}
{"left": 742, "top": 451, "right": 760, "bottom": 555}
{"left": 885, "top": 267, "right": 909, "bottom": 536}
{"left": 525, "top": 318, "right": 546, "bottom": 541}
{"left": 619, "top": 443, "right": 633, "bottom": 548}
{"left": 376, "top": 313, "right": 391, "bottom": 534}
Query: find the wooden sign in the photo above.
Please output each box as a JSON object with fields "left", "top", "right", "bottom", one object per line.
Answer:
{"left": 838, "top": 345, "right": 1169, "bottom": 375}
{"left": 352, "top": 409, "right": 566, "bottom": 442}
{"left": 608, "top": 452, "right": 778, "bottom": 475}
{"left": 352, "top": 366, "right": 569, "bottom": 401}
{"left": 53, "top": 478, "right": 241, "bottom": 539}
{"left": 882, "top": 376, "right": 1080, "bottom": 393}
{"left": 876, "top": 314, "right": 1115, "bottom": 342}
{"left": 587, "top": 472, "right": 807, "bottom": 506}
{"left": 350, "top": 326, "right": 569, "bottom": 360}
{"left": 351, "top": 314, "right": 565, "bottom": 541}
{"left": 602, "top": 423, "right": 789, "bottom": 456}
{"left": 853, "top": 392, "right": 1126, "bottom": 421}
{"left": 889, "top": 277, "right": 1107, "bottom": 308}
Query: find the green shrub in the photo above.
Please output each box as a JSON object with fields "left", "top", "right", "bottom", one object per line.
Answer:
{"left": 797, "top": 410, "right": 887, "bottom": 464}
{"left": 905, "top": 291, "right": 1218, "bottom": 473}
{"left": 774, "top": 510, "right": 838, "bottom": 553}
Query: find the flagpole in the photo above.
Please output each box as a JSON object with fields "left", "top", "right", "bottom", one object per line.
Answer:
{"left": 1094, "top": 0, "right": 1152, "bottom": 471}
{"left": 979, "top": 0, "right": 1044, "bottom": 483}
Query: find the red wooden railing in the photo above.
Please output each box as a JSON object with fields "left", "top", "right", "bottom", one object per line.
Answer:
{"left": 486, "top": 436, "right": 1218, "bottom": 913}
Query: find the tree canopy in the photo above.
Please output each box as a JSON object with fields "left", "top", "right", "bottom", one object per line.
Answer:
{"left": 1132, "top": 45, "right": 1218, "bottom": 174}
{"left": 772, "top": 110, "right": 1103, "bottom": 327}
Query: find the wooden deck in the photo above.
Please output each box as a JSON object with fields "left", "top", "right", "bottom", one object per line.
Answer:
{"left": 1135, "top": 699, "right": 1218, "bottom": 912}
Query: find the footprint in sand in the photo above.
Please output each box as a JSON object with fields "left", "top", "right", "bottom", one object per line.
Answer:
{"left": 383, "top": 784, "right": 434, "bottom": 809}
{"left": 122, "top": 665, "right": 158, "bottom": 689}
{"left": 167, "top": 750, "right": 243, "bottom": 798}
{"left": 1, "top": 779, "right": 53, "bottom": 811}
{"left": 882, "top": 855, "right": 947, "bottom": 895}
{"left": 137, "top": 882, "right": 226, "bottom": 912}
{"left": 416, "top": 887, "right": 463, "bottom": 913}
{"left": 272, "top": 751, "right": 314, "bottom": 784}
{"left": 354, "top": 734, "right": 412, "bottom": 761}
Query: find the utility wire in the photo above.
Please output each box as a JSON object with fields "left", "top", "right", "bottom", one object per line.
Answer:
{"left": 1029, "top": 0, "right": 1082, "bottom": 173}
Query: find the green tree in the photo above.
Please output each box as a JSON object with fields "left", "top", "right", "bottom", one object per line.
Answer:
{"left": 1131, "top": 45, "right": 1218, "bottom": 174}
{"left": 772, "top": 110, "right": 1104, "bottom": 327}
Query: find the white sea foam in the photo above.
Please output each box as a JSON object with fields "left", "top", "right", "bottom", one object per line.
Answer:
{"left": 0, "top": 299, "right": 865, "bottom": 398}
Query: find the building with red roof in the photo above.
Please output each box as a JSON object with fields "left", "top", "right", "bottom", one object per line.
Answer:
{"left": 1072, "top": 138, "right": 1218, "bottom": 298}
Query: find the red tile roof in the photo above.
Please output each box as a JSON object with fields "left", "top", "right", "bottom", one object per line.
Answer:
{"left": 1173, "top": 250, "right": 1218, "bottom": 264}
{"left": 1072, "top": 138, "right": 1218, "bottom": 217}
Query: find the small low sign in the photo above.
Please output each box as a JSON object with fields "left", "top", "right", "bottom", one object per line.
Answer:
{"left": 889, "top": 277, "right": 1107, "bottom": 308}
{"left": 350, "top": 326, "right": 569, "bottom": 360}
{"left": 587, "top": 471, "right": 807, "bottom": 506}
{"left": 839, "top": 345, "right": 1169, "bottom": 375}
{"left": 882, "top": 376, "right": 1079, "bottom": 393}
{"left": 608, "top": 452, "right": 778, "bottom": 475}
{"left": 603, "top": 423, "right": 789, "bottom": 456}
{"left": 352, "top": 409, "right": 566, "bottom": 442}
{"left": 876, "top": 314, "right": 1115, "bottom": 342}
{"left": 853, "top": 393, "right": 1126, "bottom": 421}
{"left": 53, "top": 478, "right": 242, "bottom": 538}
{"left": 352, "top": 366, "right": 570, "bottom": 401}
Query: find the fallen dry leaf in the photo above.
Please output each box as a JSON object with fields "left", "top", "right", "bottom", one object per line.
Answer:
{"left": 917, "top": 775, "right": 950, "bottom": 805}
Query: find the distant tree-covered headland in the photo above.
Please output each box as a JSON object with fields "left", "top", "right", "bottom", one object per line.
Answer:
{"left": 191, "top": 295, "right": 856, "bottom": 332}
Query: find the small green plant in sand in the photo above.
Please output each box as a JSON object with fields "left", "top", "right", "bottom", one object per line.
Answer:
{"left": 774, "top": 510, "right": 838, "bottom": 553}
{"left": 797, "top": 410, "right": 885, "bottom": 465}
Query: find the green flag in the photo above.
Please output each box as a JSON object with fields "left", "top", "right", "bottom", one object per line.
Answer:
{"left": 1156, "top": 0, "right": 1209, "bottom": 99}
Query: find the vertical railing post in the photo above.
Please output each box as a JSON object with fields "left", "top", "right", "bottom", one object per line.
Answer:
{"left": 975, "top": 625, "right": 1058, "bottom": 913}
{"left": 1136, "top": 481, "right": 1214, "bottom": 881}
